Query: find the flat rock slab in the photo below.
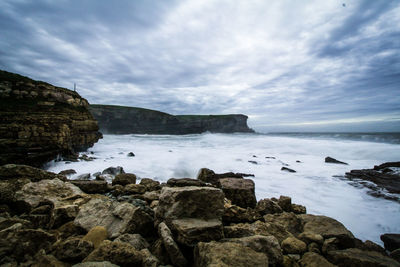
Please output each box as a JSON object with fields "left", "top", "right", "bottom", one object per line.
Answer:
{"left": 171, "top": 218, "right": 223, "bottom": 246}
{"left": 219, "top": 178, "right": 257, "bottom": 208}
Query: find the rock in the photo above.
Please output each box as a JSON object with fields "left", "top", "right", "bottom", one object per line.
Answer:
{"left": 158, "top": 222, "right": 188, "bottom": 267}
{"left": 127, "top": 152, "right": 135, "bottom": 157}
{"left": 50, "top": 204, "right": 79, "bottom": 228}
{"left": 96, "top": 174, "right": 113, "bottom": 183}
{"left": 264, "top": 212, "right": 303, "bottom": 235}
{"left": 59, "top": 169, "right": 77, "bottom": 176}
{"left": 283, "top": 255, "right": 300, "bottom": 267}
{"left": 102, "top": 166, "right": 125, "bottom": 176}
{"left": 256, "top": 198, "right": 283, "bottom": 215}
{"left": 299, "top": 214, "right": 355, "bottom": 248}
{"left": 53, "top": 237, "right": 94, "bottom": 262}
{"left": 391, "top": 249, "right": 400, "bottom": 262}
{"left": 82, "top": 226, "right": 108, "bottom": 248}
{"left": 0, "top": 71, "right": 101, "bottom": 167}
{"left": 167, "top": 178, "right": 207, "bottom": 187}
{"left": 298, "top": 232, "right": 324, "bottom": 246}
{"left": 278, "top": 195, "right": 292, "bottom": 212}
{"left": 219, "top": 178, "right": 257, "bottom": 208}
{"left": 140, "top": 248, "right": 160, "bottom": 267}
{"left": 74, "top": 198, "right": 154, "bottom": 239}
{"left": 281, "top": 167, "right": 296, "bottom": 173}
{"left": 142, "top": 191, "right": 160, "bottom": 202}
{"left": 308, "top": 242, "right": 321, "bottom": 254}
{"left": 171, "top": 218, "right": 224, "bottom": 246}
{"left": 114, "top": 233, "right": 149, "bottom": 250}
{"left": 76, "top": 173, "right": 91, "bottom": 180}
{"left": 194, "top": 241, "right": 269, "bottom": 267}
{"left": 282, "top": 237, "right": 307, "bottom": 254}
{"left": 112, "top": 173, "right": 137, "bottom": 186}
{"left": 32, "top": 253, "right": 70, "bottom": 267}
{"left": 123, "top": 184, "right": 146, "bottom": 195}
{"left": 327, "top": 248, "right": 400, "bottom": 267}
{"left": 248, "top": 160, "right": 258, "bottom": 164}
{"left": 357, "top": 239, "right": 387, "bottom": 255}
{"left": 83, "top": 240, "right": 142, "bottom": 267}
{"left": 223, "top": 200, "right": 262, "bottom": 224}
{"left": 299, "top": 252, "right": 336, "bottom": 267}
{"left": 197, "top": 168, "right": 218, "bottom": 184}
{"left": 69, "top": 180, "right": 108, "bottom": 194}
{"left": 322, "top": 238, "right": 340, "bottom": 254}
{"left": 150, "top": 238, "right": 170, "bottom": 265}
{"left": 0, "top": 164, "right": 64, "bottom": 182}
{"left": 381, "top": 233, "right": 400, "bottom": 252}
{"left": 72, "top": 262, "right": 119, "bottom": 267}
{"left": 56, "top": 221, "right": 87, "bottom": 240}
{"left": 139, "top": 178, "right": 161, "bottom": 191}
{"left": 292, "top": 204, "right": 307, "bottom": 214}
{"left": 325, "top": 157, "right": 348, "bottom": 165}
{"left": 155, "top": 186, "right": 224, "bottom": 225}
{"left": 225, "top": 235, "right": 283, "bottom": 266}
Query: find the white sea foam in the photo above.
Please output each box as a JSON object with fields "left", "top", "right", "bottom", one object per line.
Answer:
{"left": 46, "top": 133, "right": 400, "bottom": 245}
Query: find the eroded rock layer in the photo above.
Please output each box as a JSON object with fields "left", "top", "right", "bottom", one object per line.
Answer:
{"left": 0, "top": 70, "right": 101, "bottom": 166}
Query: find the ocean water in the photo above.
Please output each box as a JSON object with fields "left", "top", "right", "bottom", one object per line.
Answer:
{"left": 46, "top": 133, "right": 400, "bottom": 245}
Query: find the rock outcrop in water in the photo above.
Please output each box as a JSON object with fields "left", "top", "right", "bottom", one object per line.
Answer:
{"left": 0, "top": 70, "right": 102, "bottom": 167}
{"left": 1, "top": 164, "right": 399, "bottom": 266}
{"left": 89, "top": 104, "right": 254, "bottom": 134}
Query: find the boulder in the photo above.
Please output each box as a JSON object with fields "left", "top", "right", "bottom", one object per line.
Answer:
{"left": 76, "top": 173, "right": 91, "bottom": 180}
{"left": 278, "top": 195, "right": 292, "bottom": 212}
{"left": 194, "top": 241, "right": 269, "bottom": 267}
{"left": 322, "top": 237, "right": 340, "bottom": 254}
{"left": 112, "top": 173, "right": 137, "bottom": 186}
{"left": 223, "top": 200, "right": 262, "bottom": 224}
{"left": 69, "top": 180, "right": 108, "bottom": 194}
{"left": 53, "top": 237, "right": 94, "bottom": 262}
{"left": 197, "top": 168, "right": 219, "bottom": 184}
{"left": 155, "top": 186, "right": 224, "bottom": 225}
{"left": 264, "top": 212, "right": 303, "bottom": 235}
{"left": 127, "top": 152, "right": 135, "bottom": 157}
{"left": 299, "top": 214, "right": 355, "bottom": 248}
{"left": 283, "top": 255, "right": 300, "bottom": 267}
{"left": 114, "top": 233, "right": 149, "bottom": 250}
{"left": 225, "top": 235, "right": 283, "bottom": 266}
{"left": 391, "top": 249, "right": 400, "bottom": 262}
{"left": 327, "top": 248, "right": 400, "bottom": 267}
{"left": 50, "top": 204, "right": 79, "bottom": 228}
{"left": 59, "top": 169, "right": 77, "bottom": 176}
{"left": 256, "top": 198, "right": 283, "bottom": 215}
{"left": 158, "top": 222, "right": 188, "bottom": 267}
{"left": 74, "top": 198, "right": 154, "bottom": 239}
{"left": 381, "top": 233, "right": 400, "bottom": 252}
{"left": 298, "top": 232, "right": 324, "bottom": 246}
{"left": 308, "top": 242, "right": 321, "bottom": 254}
{"left": 281, "top": 237, "right": 307, "bottom": 254}
{"left": 325, "top": 157, "right": 348, "bottom": 165}
{"left": 102, "top": 166, "right": 125, "bottom": 176}
{"left": 219, "top": 178, "right": 257, "bottom": 208}
{"left": 83, "top": 240, "right": 142, "bottom": 267}
{"left": 299, "top": 252, "right": 336, "bottom": 267}
{"left": 281, "top": 167, "right": 296, "bottom": 173}
{"left": 82, "top": 226, "right": 108, "bottom": 248}
{"left": 171, "top": 218, "right": 224, "bottom": 246}
{"left": 140, "top": 248, "right": 160, "bottom": 267}
{"left": 140, "top": 178, "right": 161, "bottom": 191}
{"left": 167, "top": 178, "right": 206, "bottom": 187}
{"left": 72, "top": 262, "right": 119, "bottom": 267}
{"left": 0, "top": 164, "right": 64, "bottom": 182}
{"left": 292, "top": 204, "right": 307, "bottom": 214}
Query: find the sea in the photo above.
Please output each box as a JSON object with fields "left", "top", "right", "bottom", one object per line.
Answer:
{"left": 46, "top": 132, "right": 400, "bottom": 246}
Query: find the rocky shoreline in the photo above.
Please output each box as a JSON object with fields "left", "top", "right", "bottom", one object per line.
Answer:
{"left": 1, "top": 164, "right": 399, "bottom": 266}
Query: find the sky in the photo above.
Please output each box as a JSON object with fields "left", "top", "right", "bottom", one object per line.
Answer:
{"left": 1, "top": 0, "right": 399, "bottom": 132}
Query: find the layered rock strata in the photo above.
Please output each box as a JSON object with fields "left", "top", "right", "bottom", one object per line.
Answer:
{"left": 0, "top": 70, "right": 101, "bottom": 167}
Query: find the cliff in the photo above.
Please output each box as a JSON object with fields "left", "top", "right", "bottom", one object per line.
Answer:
{"left": 89, "top": 104, "right": 254, "bottom": 134}
{"left": 0, "top": 70, "right": 102, "bottom": 167}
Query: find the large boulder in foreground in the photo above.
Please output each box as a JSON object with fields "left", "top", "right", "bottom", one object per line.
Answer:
{"left": 194, "top": 241, "right": 269, "bottom": 267}
{"left": 219, "top": 178, "right": 257, "bottom": 208}
{"left": 0, "top": 70, "right": 101, "bottom": 167}
{"left": 327, "top": 248, "right": 400, "bottom": 267}
{"left": 74, "top": 198, "right": 154, "bottom": 239}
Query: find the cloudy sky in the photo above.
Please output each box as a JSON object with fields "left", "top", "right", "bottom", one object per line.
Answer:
{"left": 1, "top": 0, "right": 399, "bottom": 132}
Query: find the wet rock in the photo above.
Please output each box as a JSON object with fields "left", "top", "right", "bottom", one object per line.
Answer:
{"left": 53, "top": 237, "right": 94, "bottom": 262}
{"left": 299, "top": 252, "right": 336, "bottom": 267}
{"left": 325, "top": 157, "right": 348, "bottom": 165}
{"left": 139, "top": 178, "right": 161, "bottom": 191}
{"left": 127, "top": 152, "right": 135, "bottom": 157}
{"left": 194, "top": 241, "right": 269, "bottom": 267}
{"left": 381, "top": 233, "right": 400, "bottom": 252}
{"left": 256, "top": 198, "right": 283, "bottom": 215}
{"left": 171, "top": 218, "right": 224, "bottom": 246}
{"left": 155, "top": 186, "right": 224, "bottom": 225}
{"left": 167, "top": 178, "right": 207, "bottom": 187}
{"left": 374, "top": 162, "right": 400, "bottom": 170}
{"left": 82, "top": 226, "right": 108, "bottom": 249}
{"left": 158, "top": 222, "right": 188, "bottom": 267}
{"left": 219, "top": 178, "right": 257, "bottom": 209}
{"left": 299, "top": 214, "right": 355, "bottom": 248}
{"left": 197, "top": 168, "right": 218, "bottom": 184}
{"left": 281, "top": 167, "right": 296, "bottom": 173}
{"left": 59, "top": 169, "right": 77, "bottom": 176}
{"left": 278, "top": 196, "right": 292, "bottom": 212}
{"left": 225, "top": 235, "right": 283, "bottom": 266}
{"left": 69, "top": 180, "right": 108, "bottom": 194}
{"left": 74, "top": 198, "right": 154, "bottom": 239}
{"left": 83, "top": 240, "right": 142, "bottom": 267}
{"left": 114, "top": 233, "right": 149, "bottom": 250}
{"left": 327, "top": 248, "right": 400, "bottom": 267}
{"left": 102, "top": 166, "right": 125, "bottom": 176}
{"left": 281, "top": 237, "right": 307, "bottom": 254}
{"left": 76, "top": 173, "right": 91, "bottom": 180}
{"left": 112, "top": 173, "right": 136, "bottom": 186}
{"left": 248, "top": 160, "right": 258, "bottom": 164}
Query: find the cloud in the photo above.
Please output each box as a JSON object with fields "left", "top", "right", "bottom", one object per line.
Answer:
{"left": 0, "top": 0, "right": 399, "bottom": 132}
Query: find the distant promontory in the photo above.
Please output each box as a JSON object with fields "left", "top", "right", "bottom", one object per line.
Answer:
{"left": 89, "top": 104, "right": 254, "bottom": 134}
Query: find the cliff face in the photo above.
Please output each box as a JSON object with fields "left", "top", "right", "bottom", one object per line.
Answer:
{"left": 0, "top": 70, "right": 102, "bottom": 167}
{"left": 89, "top": 104, "right": 254, "bottom": 134}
